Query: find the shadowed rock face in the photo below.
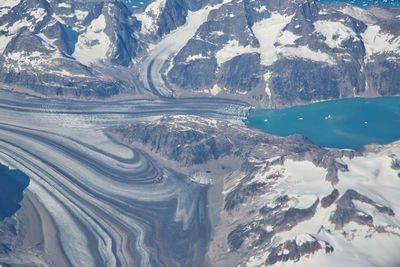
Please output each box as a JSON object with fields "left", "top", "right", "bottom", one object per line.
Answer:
{"left": 265, "top": 239, "right": 334, "bottom": 266}
{"left": 321, "top": 189, "right": 339, "bottom": 208}
{"left": 330, "top": 189, "right": 394, "bottom": 228}
{"left": 107, "top": 115, "right": 400, "bottom": 266}
{"left": 391, "top": 158, "right": 400, "bottom": 170}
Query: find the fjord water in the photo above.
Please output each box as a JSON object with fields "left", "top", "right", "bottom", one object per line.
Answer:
{"left": 0, "top": 163, "right": 29, "bottom": 219}
{"left": 245, "top": 97, "right": 400, "bottom": 150}
{"left": 77, "top": 0, "right": 150, "bottom": 10}
{"left": 319, "top": 0, "right": 400, "bottom": 7}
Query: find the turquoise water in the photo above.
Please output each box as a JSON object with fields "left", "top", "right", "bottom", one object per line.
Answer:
{"left": 75, "top": 1, "right": 150, "bottom": 11}
{"left": 319, "top": 0, "right": 400, "bottom": 7}
{"left": 122, "top": 0, "right": 149, "bottom": 10}
{"left": 244, "top": 97, "right": 400, "bottom": 150}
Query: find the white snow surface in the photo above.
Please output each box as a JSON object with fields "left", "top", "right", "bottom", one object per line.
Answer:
{"left": 5, "top": 51, "right": 50, "bottom": 71}
{"left": 252, "top": 12, "right": 294, "bottom": 66}
{"left": 361, "top": 25, "right": 400, "bottom": 62}
{"left": 263, "top": 71, "right": 272, "bottom": 99}
{"left": 58, "top": 3, "right": 71, "bottom": 9}
{"left": 314, "top": 20, "right": 358, "bottom": 49}
{"left": 245, "top": 144, "right": 400, "bottom": 267}
{"left": 73, "top": 14, "right": 111, "bottom": 65}
{"left": 279, "top": 46, "right": 335, "bottom": 65}
{"left": 339, "top": 5, "right": 377, "bottom": 24}
{"left": 186, "top": 53, "right": 209, "bottom": 63}
{"left": 29, "top": 7, "right": 46, "bottom": 21}
{"left": 1, "top": 18, "right": 31, "bottom": 34}
{"left": 215, "top": 39, "right": 257, "bottom": 65}
{"left": 0, "top": 0, "right": 19, "bottom": 8}
{"left": 135, "top": 0, "right": 167, "bottom": 34}
{"left": 75, "top": 10, "right": 88, "bottom": 21}
{"left": 210, "top": 84, "right": 221, "bottom": 96}
{"left": 0, "top": 35, "right": 12, "bottom": 54}
{"left": 252, "top": 12, "right": 333, "bottom": 65}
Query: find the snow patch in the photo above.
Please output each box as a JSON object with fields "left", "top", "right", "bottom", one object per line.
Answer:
{"left": 0, "top": 0, "right": 19, "bottom": 8}
{"left": 0, "top": 7, "right": 9, "bottom": 17}
{"left": 3, "top": 18, "right": 31, "bottom": 34}
{"left": 339, "top": 5, "right": 377, "bottom": 24}
{"left": 254, "top": 5, "right": 267, "bottom": 13}
{"left": 211, "top": 30, "right": 224, "bottom": 36}
{"left": 279, "top": 30, "right": 300, "bottom": 46}
{"left": 0, "top": 35, "right": 12, "bottom": 54}
{"left": 291, "top": 194, "right": 318, "bottom": 209}
{"left": 280, "top": 46, "right": 335, "bottom": 65}
{"left": 264, "top": 71, "right": 272, "bottom": 99}
{"left": 210, "top": 84, "right": 221, "bottom": 96}
{"left": 135, "top": 0, "right": 167, "bottom": 34}
{"left": 215, "top": 39, "right": 257, "bottom": 65}
{"left": 29, "top": 7, "right": 46, "bottom": 22}
{"left": 319, "top": 9, "right": 328, "bottom": 15}
{"left": 295, "top": 233, "right": 316, "bottom": 246}
{"left": 252, "top": 12, "right": 294, "bottom": 66}
{"left": 252, "top": 13, "right": 332, "bottom": 65}
{"left": 361, "top": 25, "right": 400, "bottom": 62}
{"left": 314, "top": 20, "right": 358, "bottom": 49}
{"left": 73, "top": 14, "right": 111, "bottom": 65}
{"left": 58, "top": 3, "right": 71, "bottom": 8}
{"left": 186, "top": 53, "right": 208, "bottom": 63}
{"left": 5, "top": 51, "right": 48, "bottom": 70}
{"left": 75, "top": 10, "right": 88, "bottom": 21}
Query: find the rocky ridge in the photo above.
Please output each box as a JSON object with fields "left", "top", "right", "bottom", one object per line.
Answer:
{"left": 106, "top": 115, "right": 400, "bottom": 266}
{"left": 164, "top": 0, "right": 400, "bottom": 107}
{"left": 0, "top": 0, "right": 399, "bottom": 106}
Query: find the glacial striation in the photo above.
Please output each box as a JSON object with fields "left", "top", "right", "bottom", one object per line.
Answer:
{"left": 0, "top": 88, "right": 248, "bottom": 266}
{"left": 107, "top": 115, "right": 400, "bottom": 267}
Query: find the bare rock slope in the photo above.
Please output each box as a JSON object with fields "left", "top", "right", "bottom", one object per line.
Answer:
{"left": 107, "top": 115, "right": 400, "bottom": 267}
{"left": 0, "top": 0, "right": 400, "bottom": 106}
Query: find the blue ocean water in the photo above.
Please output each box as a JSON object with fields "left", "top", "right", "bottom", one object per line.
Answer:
{"left": 244, "top": 97, "right": 400, "bottom": 150}
{"left": 319, "top": 0, "right": 400, "bottom": 7}
{"left": 0, "top": 163, "right": 29, "bottom": 220}
{"left": 122, "top": 0, "right": 149, "bottom": 10}
{"left": 76, "top": 1, "right": 150, "bottom": 11}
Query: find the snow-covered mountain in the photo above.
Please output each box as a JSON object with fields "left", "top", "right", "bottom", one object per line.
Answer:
{"left": 163, "top": 0, "right": 400, "bottom": 107}
{"left": 0, "top": 0, "right": 145, "bottom": 98}
{"left": 0, "top": 0, "right": 399, "bottom": 106}
{"left": 107, "top": 115, "right": 400, "bottom": 267}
